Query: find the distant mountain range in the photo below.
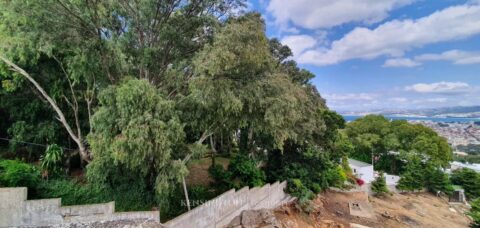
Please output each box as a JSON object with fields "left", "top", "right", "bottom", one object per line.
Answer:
{"left": 341, "top": 106, "right": 480, "bottom": 118}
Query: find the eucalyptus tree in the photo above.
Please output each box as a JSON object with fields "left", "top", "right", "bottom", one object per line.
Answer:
{"left": 0, "top": 0, "right": 244, "bottom": 162}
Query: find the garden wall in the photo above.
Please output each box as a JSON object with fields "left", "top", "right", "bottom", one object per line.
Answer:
{"left": 0, "top": 187, "right": 159, "bottom": 227}
{"left": 163, "top": 181, "right": 294, "bottom": 228}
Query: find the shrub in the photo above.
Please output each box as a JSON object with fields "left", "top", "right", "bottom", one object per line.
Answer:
{"left": 325, "top": 165, "right": 347, "bottom": 188}
{"left": 468, "top": 198, "right": 480, "bottom": 228}
{"left": 228, "top": 154, "right": 265, "bottom": 188}
{"left": 371, "top": 172, "right": 389, "bottom": 196}
{"left": 208, "top": 164, "right": 231, "bottom": 193}
{"left": 424, "top": 165, "right": 453, "bottom": 195}
{"left": 40, "top": 144, "right": 64, "bottom": 178}
{"left": 356, "top": 178, "right": 365, "bottom": 186}
{"left": 0, "top": 159, "right": 40, "bottom": 195}
{"left": 209, "top": 154, "right": 265, "bottom": 192}
{"left": 287, "top": 178, "right": 315, "bottom": 213}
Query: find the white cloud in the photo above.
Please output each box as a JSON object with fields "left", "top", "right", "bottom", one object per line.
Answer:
{"left": 295, "top": 2, "right": 480, "bottom": 65}
{"left": 280, "top": 35, "right": 317, "bottom": 57}
{"left": 405, "top": 81, "right": 471, "bottom": 94}
{"left": 415, "top": 49, "right": 480, "bottom": 65}
{"left": 324, "top": 93, "right": 376, "bottom": 101}
{"left": 267, "top": 0, "right": 413, "bottom": 29}
{"left": 383, "top": 58, "right": 421, "bottom": 67}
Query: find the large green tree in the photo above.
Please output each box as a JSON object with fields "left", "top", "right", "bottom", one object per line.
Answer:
{"left": 87, "top": 79, "right": 186, "bottom": 196}
{"left": 346, "top": 115, "right": 452, "bottom": 173}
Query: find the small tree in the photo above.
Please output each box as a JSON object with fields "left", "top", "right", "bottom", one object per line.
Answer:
{"left": 397, "top": 155, "right": 424, "bottom": 192}
{"left": 371, "top": 172, "right": 389, "bottom": 196}
{"left": 468, "top": 198, "right": 480, "bottom": 228}
{"left": 424, "top": 164, "right": 453, "bottom": 195}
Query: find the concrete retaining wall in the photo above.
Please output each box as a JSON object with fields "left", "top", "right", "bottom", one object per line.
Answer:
{"left": 163, "top": 181, "right": 294, "bottom": 228}
{"left": 0, "top": 187, "right": 159, "bottom": 227}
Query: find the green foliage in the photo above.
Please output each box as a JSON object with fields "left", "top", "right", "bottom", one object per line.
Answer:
{"left": 0, "top": 159, "right": 40, "bottom": 192}
{"left": 40, "top": 144, "right": 64, "bottom": 177}
{"left": 451, "top": 168, "right": 480, "bottom": 200}
{"left": 468, "top": 198, "right": 480, "bottom": 228}
{"left": 424, "top": 164, "right": 453, "bottom": 195}
{"left": 209, "top": 154, "right": 265, "bottom": 192}
{"left": 286, "top": 178, "right": 314, "bottom": 205}
{"left": 34, "top": 179, "right": 156, "bottom": 211}
{"left": 346, "top": 115, "right": 453, "bottom": 174}
{"left": 397, "top": 155, "right": 425, "bottom": 192}
{"left": 325, "top": 166, "right": 347, "bottom": 188}
{"left": 227, "top": 154, "right": 266, "bottom": 187}
{"left": 371, "top": 172, "right": 389, "bottom": 195}
{"left": 266, "top": 142, "right": 342, "bottom": 201}
{"left": 87, "top": 79, "right": 187, "bottom": 196}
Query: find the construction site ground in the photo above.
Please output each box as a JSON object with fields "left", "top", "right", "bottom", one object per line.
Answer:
{"left": 274, "top": 190, "right": 471, "bottom": 228}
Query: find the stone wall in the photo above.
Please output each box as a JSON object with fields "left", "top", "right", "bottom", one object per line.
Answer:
{"left": 0, "top": 187, "right": 159, "bottom": 227}
{"left": 163, "top": 181, "right": 294, "bottom": 228}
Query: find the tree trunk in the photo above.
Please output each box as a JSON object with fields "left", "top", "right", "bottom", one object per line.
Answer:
{"left": 182, "top": 176, "right": 191, "bottom": 211}
{"left": 0, "top": 56, "right": 91, "bottom": 162}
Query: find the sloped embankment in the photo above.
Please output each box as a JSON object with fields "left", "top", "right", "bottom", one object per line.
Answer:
{"left": 274, "top": 190, "right": 471, "bottom": 228}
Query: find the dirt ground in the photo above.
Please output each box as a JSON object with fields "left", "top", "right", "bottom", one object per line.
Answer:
{"left": 185, "top": 157, "right": 230, "bottom": 186}
{"left": 274, "top": 190, "right": 471, "bottom": 228}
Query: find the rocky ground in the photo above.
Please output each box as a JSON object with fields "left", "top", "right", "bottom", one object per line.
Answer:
{"left": 273, "top": 190, "right": 471, "bottom": 228}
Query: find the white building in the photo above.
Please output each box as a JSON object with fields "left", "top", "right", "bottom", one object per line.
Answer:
{"left": 449, "top": 161, "right": 480, "bottom": 173}
{"left": 384, "top": 173, "right": 400, "bottom": 186}
{"left": 348, "top": 159, "right": 375, "bottom": 183}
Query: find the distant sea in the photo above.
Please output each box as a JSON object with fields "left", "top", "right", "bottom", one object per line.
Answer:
{"left": 342, "top": 115, "right": 480, "bottom": 123}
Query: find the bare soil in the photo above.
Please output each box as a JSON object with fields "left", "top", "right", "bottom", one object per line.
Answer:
{"left": 274, "top": 190, "right": 471, "bottom": 228}
{"left": 185, "top": 157, "right": 230, "bottom": 186}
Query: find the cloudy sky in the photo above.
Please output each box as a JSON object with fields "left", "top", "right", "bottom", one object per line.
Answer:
{"left": 249, "top": 0, "right": 480, "bottom": 112}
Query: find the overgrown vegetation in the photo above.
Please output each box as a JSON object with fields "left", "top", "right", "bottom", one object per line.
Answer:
{"left": 468, "top": 198, "right": 480, "bottom": 228}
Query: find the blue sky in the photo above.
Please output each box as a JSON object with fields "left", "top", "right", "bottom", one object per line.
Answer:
{"left": 248, "top": 0, "right": 480, "bottom": 112}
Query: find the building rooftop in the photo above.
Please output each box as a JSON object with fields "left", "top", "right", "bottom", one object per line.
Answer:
{"left": 348, "top": 158, "right": 372, "bottom": 168}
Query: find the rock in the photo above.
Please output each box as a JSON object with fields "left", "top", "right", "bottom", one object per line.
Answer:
{"left": 228, "top": 215, "right": 241, "bottom": 227}
{"left": 227, "top": 209, "right": 282, "bottom": 228}
{"left": 381, "top": 211, "right": 394, "bottom": 219}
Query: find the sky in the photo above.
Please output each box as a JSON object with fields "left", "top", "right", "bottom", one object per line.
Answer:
{"left": 248, "top": 0, "right": 480, "bottom": 112}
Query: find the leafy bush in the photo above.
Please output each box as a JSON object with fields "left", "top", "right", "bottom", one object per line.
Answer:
{"left": 371, "top": 172, "right": 389, "bottom": 196}
{"left": 424, "top": 165, "right": 453, "bottom": 195}
{"left": 208, "top": 164, "right": 232, "bottom": 193}
{"left": 356, "top": 178, "right": 365, "bottom": 186}
{"left": 468, "top": 198, "right": 480, "bottom": 228}
{"left": 286, "top": 179, "right": 315, "bottom": 213}
{"left": 40, "top": 144, "right": 64, "bottom": 177}
{"left": 0, "top": 159, "right": 40, "bottom": 195}
{"left": 228, "top": 154, "right": 266, "bottom": 188}
{"left": 325, "top": 165, "right": 347, "bottom": 188}
{"left": 209, "top": 154, "right": 265, "bottom": 192}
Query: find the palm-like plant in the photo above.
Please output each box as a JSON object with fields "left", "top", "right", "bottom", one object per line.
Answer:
{"left": 40, "top": 144, "right": 64, "bottom": 178}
